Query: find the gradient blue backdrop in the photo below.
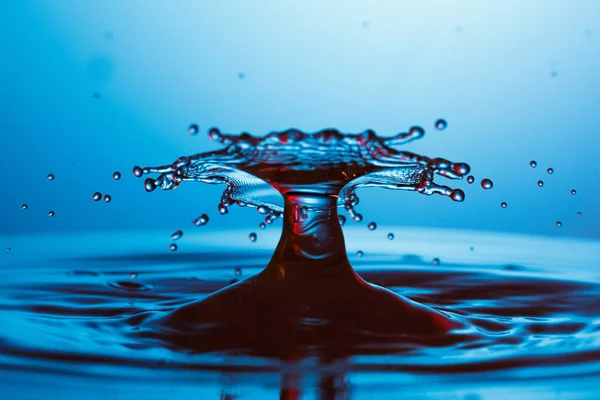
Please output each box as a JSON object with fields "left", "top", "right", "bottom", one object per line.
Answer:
{"left": 1, "top": 0, "right": 599, "bottom": 240}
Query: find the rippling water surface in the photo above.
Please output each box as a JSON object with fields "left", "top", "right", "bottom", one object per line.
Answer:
{"left": 2, "top": 228, "right": 599, "bottom": 399}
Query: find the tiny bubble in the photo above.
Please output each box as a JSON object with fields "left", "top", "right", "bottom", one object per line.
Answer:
{"left": 21, "top": 204, "right": 28, "bottom": 210}
{"left": 432, "top": 258, "right": 440, "bottom": 266}
{"left": 104, "top": 194, "right": 112, "bottom": 203}
{"left": 249, "top": 232, "right": 257, "bottom": 242}
{"left": 92, "top": 192, "right": 102, "bottom": 201}
{"left": 538, "top": 180, "right": 544, "bottom": 187}
{"left": 481, "top": 179, "right": 493, "bottom": 189}
{"left": 48, "top": 211, "right": 55, "bottom": 217}
{"left": 556, "top": 221, "right": 562, "bottom": 228}
{"left": 501, "top": 202, "right": 507, "bottom": 208}
{"left": 188, "top": 123, "right": 199, "bottom": 135}
{"left": 571, "top": 189, "right": 576, "bottom": 195}
{"left": 387, "top": 233, "right": 394, "bottom": 240}
{"left": 113, "top": 171, "right": 121, "bottom": 180}
{"left": 547, "top": 168, "right": 554, "bottom": 174}
{"left": 577, "top": 212, "right": 582, "bottom": 217}
{"left": 367, "top": 222, "right": 377, "bottom": 231}
{"left": 47, "top": 174, "right": 55, "bottom": 181}
{"left": 356, "top": 250, "right": 364, "bottom": 257}
{"left": 530, "top": 160, "right": 537, "bottom": 168}
{"left": 435, "top": 118, "right": 448, "bottom": 131}
{"left": 169, "top": 244, "right": 178, "bottom": 252}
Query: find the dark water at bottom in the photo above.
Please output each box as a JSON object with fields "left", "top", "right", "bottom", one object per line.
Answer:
{"left": 1, "top": 228, "right": 599, "bottom": 399}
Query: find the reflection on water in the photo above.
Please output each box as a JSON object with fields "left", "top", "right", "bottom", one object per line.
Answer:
{"left": 1, "top": 229, "right": 599, "bottom": 398}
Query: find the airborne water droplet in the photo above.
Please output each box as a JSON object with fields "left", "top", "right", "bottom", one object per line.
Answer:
{"left": 171, "top": 230, "right": 183, "bottom": 240}
{"left": 47, "top": 174, "right": 55, "bottom": 181}
{"left": 218, "top": 204, "right": 229, "bottom": 215}
{"left": 169, "top": 243, "right": 178, "bottom": 251}
{"left": 133, "top": 166, "right": 143, "bottom": 178}
{"left": 6, "top": 247, "right": 11, "bottom": 252}
{"left": 188, "top": 123, "right": 199, "bottom": 135}
{"left": 21, "top": 204, "right": 28, "bottom": 210}
{"left": 353, "top": 213, "right": 363, "bottom": 222}
{"left": 356, "top": 250, "right": 364, "bottom": 257}
{"left": 481, "top": 179, "right": 493, "bottom": 190}
{"left": 538, "top": 180, "right": 544, "bottom": 187}
{"left": 530, "top": 160, "right": 537, "bottom": 168}
{"left": 501, "top": 202, "right": 507, "bottom": 208}
{"left": 577, "top": 212, "right": 582, "bottom": 217}
{"left": 556, "top": 221, "right": 562, "bottom": 228}
{"left": 571, "top": 189, "right": 576, "bottom": 195}
{"left": 432, "top": 258, "right": 440, "bottom": 266}
{"left": 193, "top": 214, "right": 209, "bottom": 226}
{"left": 451, "top": 189, "right": 465, "bottom": 202}
{"left": 467, "top": 175, "right": 475, "bottom": 184}
{"left": 130, "top": 272, "right": 137, "bottom": 279}
{"left": 104, "top": 194, "right": 112, "bottom": 203}
{"left": 259, "top": 222, "right": 266, "bottom": 229}
{"left": 338, "top": 215, "right": 346, "bottom": 226}
{"left": 249, "top": 232, "right": 257, "bottom": 242}
{"left": 547, "top": 168, "right": 554, "bottom": 174}
{"left": 48, "top": 211, "right": 55, "bottom": 217}
{"left": 144, "top": 179, "right": 157, "bottom": 192}
{"left": 387, "top": 233, "right": 394, "bottom": 240}
{"left": 435, "top": 119, "right": 448, "bottom": 131}
{"left": 234, "top": 267, "right": 242, "bottom": 277}
{"left": 113, "top": 171, "right": 121, "bottom": 180}
{"left": 92, "top": 192, "right": 102, "bottom": 201}
{"left": 367, "top": 222, "right": 377, "bottom": 231}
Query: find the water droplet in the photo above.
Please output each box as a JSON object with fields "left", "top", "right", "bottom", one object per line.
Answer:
{"left": 130, "top": 272, "right": 137, "bottom": 279}
{"left": 169, "top": 243, "right": 178, "bottom": 251}
{"left": 113, "top": 171, "right": 121, "bottom": 180}
{"left": 547, "top": 168, "right": 554, "bottom": 174}
{"left": 47, "top": 174, "right": 55, "bottom": 181}
{"left": 432, "top": 258, "right": 440, "bottom": 266}
{"left": 453, "top": 163, "right": 470, "bottom": 176}
{"left": 192, "top": 214, "right": 209, "bottom": 226}
{"left": 234, "top": 267, "right": 242, "bottom": 277}
{"left": 481, "top": 179, "right": 493, "bottom": 190}
{"left": 104, "top": 194, "right": 112, "bottom": 203}
{"left": 367, "top": 222, "right": 377, "bottom": 231}
{"left": 259, "top": 222, "right": 266, "bottom": 229}
{"left": 48, "top": 211, "right": 55, "bottom": 217}
{"left": 571, "top": 189, "right": 577, "bottom": 195}
{"left": 538, "top": 180, "right": 544, "bottom": 187}
{"left": 249, "top": 232, "right": 257, "bottom": 242}
{"left": 387, "top": 233, "right": 394, "bottom": 240}
{"left": 353, "top": 213, "right": 363, "bottom": 222}
{"left": 577, "top": 212, "right": 582, "bottom": 217}
{"left": 144, "top": 178, "right": 157, "bottom": 192}
{"left": 188, "top": 123, "right": 199, "bottom": 135}
{"left": 356, "top": 250, "right": 363, "bottom": 257}
{"left": 218, "top": 204, "right": 229, "bottom": 215}
{"left": 92, "top": 192, "right": 102, "bottom": 201}
{"left": 556, "top": 221, "right": 562, "bottom": 228}
{"left": 171, "top": 230, "right": 183, "bottom": 241}
{"left": 21, "top": 204, "right": 28, "bottom": 210}
{"left": 6, "top": 247, "right": 11, "bottom": 252}
{"left": 434, "top": 119, "right": 447, "bottom": 131}
{"left": 338, "top": 215, "right": 346, "bottom": 226}
{"left": 450, "top": 189, "right": 465, "bottom": 202}
{"left": 466, "top": 175, "right": 475, "bottom": 184}
{"left": 530, "top": 160, "right": 537, "bottom": 168}
{"left": 133, "top": 166, "right": 143, "bottom": 178}
{"left": 501, "top": 202, "right": 507, "bottom": 208}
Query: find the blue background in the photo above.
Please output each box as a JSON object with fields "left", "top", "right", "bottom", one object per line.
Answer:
{"left": 1, "top": 0, "right": 599, "bottom": 239}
